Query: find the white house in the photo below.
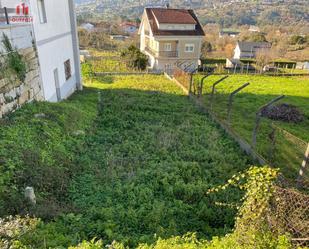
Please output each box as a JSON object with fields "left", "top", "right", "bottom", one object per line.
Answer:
{"left": 233, "top": 41, "right": 271, "bottom": 59}
{"left": 138, "top": 8, "right": 205, "bottom": 72}
{"left": 296, "top": 61, "right": 309, "bottom": 70}
{"left": 80, "top": 22, "right": 95, "bottom": 31}
{"left": 0, "top": 0, "right": 82, "bottom": 102}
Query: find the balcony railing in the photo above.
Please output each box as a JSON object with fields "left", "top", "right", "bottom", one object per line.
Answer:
{"left": 145, "top": 46, "right": 178, "bottom": 58}
{"left": 159, "top": 51, "right": 178, "bottom": 58}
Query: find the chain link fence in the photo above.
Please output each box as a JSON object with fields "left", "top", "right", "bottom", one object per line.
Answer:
{"left": 268, "top": 185, "right": 309, "bottom": 247}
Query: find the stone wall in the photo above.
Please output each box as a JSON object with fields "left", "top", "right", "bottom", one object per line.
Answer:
{"left": 0, "top": 46, "right": 43, "bottom": 118}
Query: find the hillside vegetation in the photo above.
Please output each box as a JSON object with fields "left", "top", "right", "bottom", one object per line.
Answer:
{"left": 76, "top": 0, "right": 309, "bottom": 28}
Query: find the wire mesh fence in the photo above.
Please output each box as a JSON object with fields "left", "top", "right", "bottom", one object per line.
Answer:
{"left": 167, "top": 68, "right": 309, "bottom": 187}
{"left": 166, "top": 67, "right": 309, "bottom": 247}
{"left": 268, "top": 185, "right": 309, "bottom": 247}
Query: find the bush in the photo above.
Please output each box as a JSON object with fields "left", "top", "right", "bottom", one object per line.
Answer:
{"left": 2, "top": 34, "right": 27, "bottom": 82}
{"left": 289, "top": 35, "right": 307, "bottom": 45}
{"left": 120, "top": 45, "right": 148, "bottom": 70}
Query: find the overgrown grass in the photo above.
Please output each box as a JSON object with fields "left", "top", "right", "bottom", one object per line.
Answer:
{"left": 1, "top": 75, "right": 252, "bottom": 248}
{"left": 0, "top": 89, "right": 98, "bottom": 218}
{"left": 195, "top": 74, "right": 309, "bottom": 179}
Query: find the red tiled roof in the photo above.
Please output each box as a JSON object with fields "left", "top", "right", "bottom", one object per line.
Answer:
{"left": 120, "top": 22, "right": 138, "bottom": 28}
{"left": 145, "top": 8, "right": 205, "bottom": 36}
{"left": 151, "top": 8, "right": 197, "bottom": 24}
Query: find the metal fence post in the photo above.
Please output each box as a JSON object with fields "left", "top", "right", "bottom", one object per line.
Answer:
{"left": 189, "top": 73, "right": 193, "bottom": 95}
{"left": 227, "top": 83, "right": 250, "bottom": 125}
{"left": 197, "top": 74, "right": 212, "bottom": 98}
{"left": 4, "top": 7, "right": 9, "bottom": 25}
{"left": 210, "top": 76, "right": 229, "bottom": 111}
{"left": 297, "top": 143, "right": 309, "bottom": 188}
{"left": 252, "top": 95, "right": 285, "bottom": 149}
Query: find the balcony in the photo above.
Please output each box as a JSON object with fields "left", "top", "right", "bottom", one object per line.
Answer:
{"left": 144, "top": 46, "right": 178, "bottom": 58}
{"left": 159, "top": 51, "right": 178, "bottom": 58}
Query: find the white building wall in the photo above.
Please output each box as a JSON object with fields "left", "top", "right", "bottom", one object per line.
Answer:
{"left": 36, "top": 35, "right": 76, "bottom": 101}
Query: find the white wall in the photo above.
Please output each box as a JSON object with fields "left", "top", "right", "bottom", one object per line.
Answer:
{"left": 29, "top": 0, "right": 77, "bottom": 101}
{"left": 0, "top": 24, "right": 33, "bottom": 51}
{"left": 37, "top": 35, "right": 76, "bottom": 101}
{"left": 29, "top": 0, "right": 72, "bottom": 41}
{"left": 234, "top": 45, "right": 241, "bottom": 59}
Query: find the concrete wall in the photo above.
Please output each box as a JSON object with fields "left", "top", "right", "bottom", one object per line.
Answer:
{"left": 0, "top": 25, "right": 43, "bottom": 118}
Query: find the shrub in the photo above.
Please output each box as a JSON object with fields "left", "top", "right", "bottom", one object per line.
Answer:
{"left": 120, "top": 45, "right": 148, "bottom": 70}
{"left": 289, "top": 35, "right": 306, "bottom": 45}
{"left": 2, "top": 34, "right": 27, "bottom": 82}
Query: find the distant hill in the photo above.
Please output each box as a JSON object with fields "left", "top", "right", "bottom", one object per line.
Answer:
{"left": 75, "top": 0, "right": 309, "bottom": 28}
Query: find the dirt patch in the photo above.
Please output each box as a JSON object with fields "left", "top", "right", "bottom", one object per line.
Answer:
{"left": 261, "top": 103, "right": 304, "bottom": 123}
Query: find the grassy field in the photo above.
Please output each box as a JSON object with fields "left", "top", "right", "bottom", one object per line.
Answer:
{"left": 0, "top": 75, "right": 252, "bottom": 248}
{"left": 194, "top": 74, "right": 309, "bottom": 179}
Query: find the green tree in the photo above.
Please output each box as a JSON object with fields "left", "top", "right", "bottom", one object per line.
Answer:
{"left": 120, "top": 45, "right": 148, "bottom": 71}
{"left": 290, "top": 35, "right": 306, "bottom": 45}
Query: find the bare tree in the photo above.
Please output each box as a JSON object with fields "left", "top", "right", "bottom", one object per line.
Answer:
{"left": 255, "top": 48, "right": 275, "bottom": 73}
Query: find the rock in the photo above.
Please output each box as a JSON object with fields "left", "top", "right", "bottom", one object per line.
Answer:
{"left": 73, "top": 130, "right": 85, "bottom": 136}
{"left": 24, "top": 187, "right": 36, "bottom": 205}
{"left": 34, "top": 113, "right": 46, "bottom": 119}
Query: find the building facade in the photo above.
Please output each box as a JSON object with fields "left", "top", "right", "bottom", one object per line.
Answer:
{"left": 138, "top": 8, "right": 205, "bottom": 72}
{"left": 0, "top": 0, "right": 82, "bottom": 102}
{"left": 233, "top": 41, "right": 271, "bottom": 59}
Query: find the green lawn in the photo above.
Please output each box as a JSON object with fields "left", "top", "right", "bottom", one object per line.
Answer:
{"left": 194, "top": 74, "right": 309, "bottom": 179}
{"left": 0, "top": 75, "right": 251, "bottom": 248}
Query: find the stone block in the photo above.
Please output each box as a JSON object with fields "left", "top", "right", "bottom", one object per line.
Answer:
{"left": 0, "top": 79, "right": 8, "bottom": 89}
{"left": 0, "top": 93, "right": 4, "bottom": 105}
{"left": 20, "top": 47, "right": 34, "bottom": 56}
{"left": 18, "top": 90, "right": 29, "bottom": 105}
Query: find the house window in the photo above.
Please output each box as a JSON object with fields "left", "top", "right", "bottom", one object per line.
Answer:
{"left": 164, "top": 43, "right": 172, "bottom": 51}
{"left": 185, "top": 44, "right": 195, "bottom": 53}
{"left": 37, "top": 0, "right": 47, "bottom": 23}
{"left": 64, "top": 59, "right": 71, "bottom": 80}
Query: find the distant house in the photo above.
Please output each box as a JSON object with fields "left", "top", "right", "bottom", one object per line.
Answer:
{"left": 219, "top": 30, "right": 240, "bottom": 38}
{"left": 120, "top": 22, "right": 138, "bottom": 34}
{"left": 233, "top": 41, "right": 271, "bottom": 59}
{"left": 249, "top": 25, "right": 261, "bottom": 32}
{"left": 138, "top": 8, "right": 205, "bottom": 72}
{"left": 226, "top": 59, "right": 243, "bottom": 69}
{"left": 80, "top": 23, "right": 95, "bottom": 31}
{"left": 296, "top": 62, "right": 309, "bottom": 70}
